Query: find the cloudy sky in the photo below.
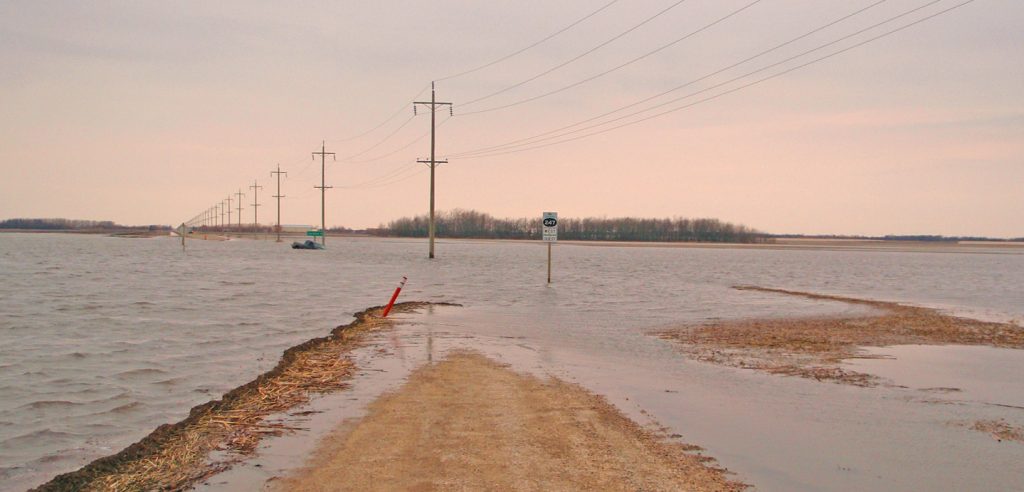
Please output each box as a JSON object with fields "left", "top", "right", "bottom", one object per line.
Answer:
{"left": 1, "top": 0, "right": 1021, "bottom": 236}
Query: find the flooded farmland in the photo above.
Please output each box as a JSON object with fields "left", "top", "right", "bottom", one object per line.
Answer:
{"left": 1, "top": 233, "right": 1022, "bottom": 490}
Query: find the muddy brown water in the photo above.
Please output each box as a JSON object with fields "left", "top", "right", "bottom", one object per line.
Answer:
{"left": 1, "top": 233, "right": 1023, "bottom": 490}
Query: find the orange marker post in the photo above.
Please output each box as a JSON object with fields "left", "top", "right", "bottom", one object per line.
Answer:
{"left": 381, "top": 276, "right": 407, "bottom": 318}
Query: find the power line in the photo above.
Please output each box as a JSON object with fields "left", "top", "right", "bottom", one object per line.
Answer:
{"left": 342, "top": 115, "right": 452, "bottom": 164}
{"left": 435, "top": 0, "right": 622, "bottom": 82}
{"left": 450, "top": 0, "right": 897, "bottom": 157}
{"left": 324, "top": 0, "right": 623, "bottom": 157}
{"left": 182, "top": 0, "right": 977, "bottom": 222}
{"left": 338, "top": 161, "right": 420, "bottom": 189}
{"left": 452, "top": 0, "right": 955, "bottom": 159}
{"left": 328, "top": 83, "right": 431, "bottom": 144}
{"left": 351, "top": 166, "right": 427, "bottom": 190}
{"left": 338, "top": 114, "right": 419, "bottom": 162}
{"left": 459, "top": 0, "right": 693, "bottom": 108}
{"left": 180, "top": 1, "right": 620, "bottom": 209}
{"left": 465, "top": 0, "right": 978, "bottom": 160}
{"left": 458, "top": 0, "right": 764, "bottom": 116}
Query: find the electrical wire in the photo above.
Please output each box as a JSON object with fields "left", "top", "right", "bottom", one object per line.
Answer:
{"left": 354, "top": 167, "right": 427, "bottom": 190}
{"left": 459, "top": 0, "right": 693, "bottom": 108}
{"left": 435, "top": 0, "right": 622, "bottom": 82}
{"left": 343, "top": 115, "right": 453, "bottom": 164}
{"left": 338, "top": 114, "right": 419, "bottom": 162}
{"left": 452, "top": 0, "right": 952, "bottom": 159}
{"left": 328, "top": 83, "right": 430, "bottom": 144}
{"left": 338, "top": 161, "right": 420, "bottom": 189}
{"left": 185, "top": 0, "right": 975, "bottom": 215}
{"left": 455, "top": 0, "right": 975, "bottom": 160}
{"left": 458, "top": 0, "right": 764, "bottom": 116}
{"left": 451, "top": 0, "right": 898, "bottom": 157}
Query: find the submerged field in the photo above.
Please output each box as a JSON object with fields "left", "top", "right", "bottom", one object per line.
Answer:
{"left": 2, "top": 233, "right": 1023, "bottom": 490}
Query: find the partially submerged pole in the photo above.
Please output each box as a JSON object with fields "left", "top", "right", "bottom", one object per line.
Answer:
{"left": 381, "top": 276, "right": 408, "bottom": 318}
{"left": 271, "top": 164, "right": 287, "bottom": 242}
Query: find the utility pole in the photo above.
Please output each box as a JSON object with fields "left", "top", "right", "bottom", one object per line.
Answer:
{"left": 225, "top": 196, "right": 233, "bottom": 231}
{"left": 414, "top": 81, "right": 452, "bottom": 259}
{"left": 250, "top": 180, "right": 263, "bottom": 235}
{"left": 219, "top": 202, "right": 225, "bottom": 229}
{"left": 312, "top": 141, "right": 335, "bottom": 246}
{"left": 271, "top": 164, "right": 287, "bottom": 242}
{"left": 235, "top": 188, "right": 245, "bottom": 232}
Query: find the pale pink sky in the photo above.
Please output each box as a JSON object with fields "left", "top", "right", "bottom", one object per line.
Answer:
{"left": 1, "top": 1, "right": 1021, "bottom": 236}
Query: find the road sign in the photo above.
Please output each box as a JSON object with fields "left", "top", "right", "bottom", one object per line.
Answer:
{"left": 542, "top": 212, "right": 557, "bottom": 242}
{"left": 306, "top": 229, "right": 323, "bottom": 237}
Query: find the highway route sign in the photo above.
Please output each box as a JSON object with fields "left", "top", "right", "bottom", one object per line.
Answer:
{"left": 542, "top": 212, "right": 557, "bottom": 242}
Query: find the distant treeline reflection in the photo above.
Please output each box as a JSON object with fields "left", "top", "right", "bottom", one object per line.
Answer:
{"left": 378, "top": 209, "right": 768, "bottom": 243}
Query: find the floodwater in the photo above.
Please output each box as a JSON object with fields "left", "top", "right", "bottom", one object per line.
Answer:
{"left": 1, "top": 233, "right": 1022, "bottom": 490}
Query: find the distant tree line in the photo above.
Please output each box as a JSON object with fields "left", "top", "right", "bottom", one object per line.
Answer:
{"left": 0, "top": 218, "right": 168, "bottom": 231}
{"left": 376, "top": 209, "right": 768, "bottom": 243}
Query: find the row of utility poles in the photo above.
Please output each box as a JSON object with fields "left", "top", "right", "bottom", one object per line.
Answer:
{"left": 183, "top": 82, "right": 452, "bottom": 257}
{"left": 183, "top": 169, "right": 287, "bottom": 242}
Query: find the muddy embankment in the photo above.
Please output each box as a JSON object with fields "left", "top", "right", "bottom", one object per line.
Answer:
{"left": 33, "top": 302, "right": 452, "bottom": 492}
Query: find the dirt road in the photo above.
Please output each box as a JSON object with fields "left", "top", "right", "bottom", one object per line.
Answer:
{"left": 277, "top": 352, "right": 743, "bottom": 491}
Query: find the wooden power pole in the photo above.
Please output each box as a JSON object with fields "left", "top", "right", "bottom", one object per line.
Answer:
{"left": 271, "top": 164, "right": 287, "bottom": 242}
{"left": 413, "top": 82, "right": 452, "bottom": 259}
{"left": 225, "top": 196, "right": 233, "bottom": 231}
{"left": 235, "top": 188, "right": 245, "bottom": 231}
{"left": 312, "top": 141, "right": 335, "bottom": 246}
{"left": 250, "top": 180, "right": 263, "bottom": 234}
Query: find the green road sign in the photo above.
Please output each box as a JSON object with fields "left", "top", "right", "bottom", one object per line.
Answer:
{"left": 306, "top": 230, "right": 323, "bottom": 237}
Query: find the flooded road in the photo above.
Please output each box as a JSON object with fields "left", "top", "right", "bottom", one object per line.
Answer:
{"left": 1, "top": 233, "right": 1022, "bottom": 490}
{"left": 203, "top": 305, "right": 1024, "bottom": 491}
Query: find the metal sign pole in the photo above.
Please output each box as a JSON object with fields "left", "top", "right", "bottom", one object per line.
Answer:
{"left": 547, "top": 242, "right": 552, "bottom": 284}
{"left": 542, "top": 211, "right": 557, "bottom": 284}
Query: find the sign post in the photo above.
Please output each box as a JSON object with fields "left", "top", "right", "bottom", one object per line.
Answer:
{"left": 177, "top": 223, "right": 187, "bottom": 251}
{"left": 542, "top": 212, "right": 557, "bottom": 284}
{"left": 306, "top": 229, "right": 323, "bottom": 238}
